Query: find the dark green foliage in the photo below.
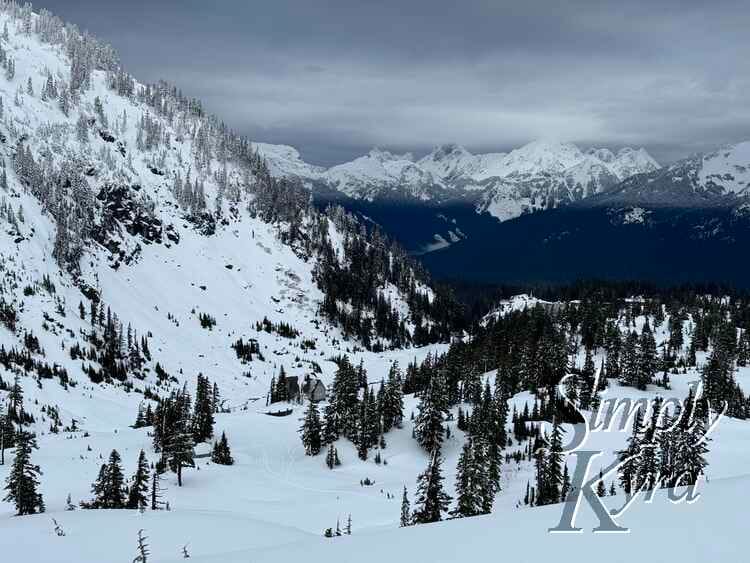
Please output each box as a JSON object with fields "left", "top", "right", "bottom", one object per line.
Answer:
{"left": 301, "top": 400, "right": 322, "bottom": 456}
{"left": 412, "top": 451, "right": 451, "bottom": 524}
{"left": 211, "top": 432, "right": 234, "bottom": 465}
{"left": 83, "top": 449, "right": 126, "bottom": 509}
{"left": 3, "top": 430, "right": 44, "bottom": 515}
{"left": 127, "top": 450, "right": 150, "bottom": 509}
{"left": 192, "top": 373, "right": 215, "bottom": 443}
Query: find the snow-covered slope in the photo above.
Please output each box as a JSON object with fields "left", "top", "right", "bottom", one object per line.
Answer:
{"left": 252, "top": 142, "right": 325, "bottom": 182}
{"left": 0, "top": 2, "right": 447, "bottom": 433}
{"left": 324, "top": 148, "right": 457, "bottom": 201}
{"left": 2, "top": 295, "right": 750, "bottom": 563}
{"left": 476, "top": 141, "right": 660, "bottom": 221}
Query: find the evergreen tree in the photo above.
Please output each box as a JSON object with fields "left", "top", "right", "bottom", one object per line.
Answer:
{"left": 617, "top": 410, "right": 643, "bottom": 496}
{"left": 451, "top": 439, "right": 480, "bottom": 518}
{"left": 192, "top": 374, "right": 214, "bottom": 443}
{"left": 674, "top": 396, "right": 709, "bottom": 487}
{"left": 560, "top": 463, "right": 571, "bottom": 502}
{"left": 326, "top": 443, "right": 339, "bottom": 469}
{"left": 412, "top": 451, "right": 451, "bottom": 524}
{"left": 545, "top": 421, "right": 565, "bottom": 503}
{"left": 578, "top": 348, "right": 595, "bottom": 410}
{"left": 620, "top": 331, "right": 639, "bottom": 388}
{"left": 165, "top": 412, "right": 195, "bottom": 487}
{"left": 3, "top": 430, "right": 44, "bottom": 515}
{"left": 211, "top": 432, "right": 234, "bottom": 465}
{"left": 300, "top": 399, "right": 322, "bottom": 456}
{"left": 596, "top": 470, "right": 606, "bottom": 497}
{"left": 638, "top": 322, "right": 658, "bottom": 390}
{"left": 127, "top": 450, "right": 150, "bottom": 509}
{"left": 274, "top": 366, "right": 290, "bottom": 403}
{"left": 150, "top": 471, "right": 164, "bottom": 510}
{"left": 381, "top": 362, "right": 404, "bottom": 431}
{"left": 86, "top": 449, "right": 126, "bottom": 508}
{"left": 414, "top": 371, "right": 448, "bottom": 453}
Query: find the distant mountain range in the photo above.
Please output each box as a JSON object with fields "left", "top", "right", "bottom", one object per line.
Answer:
{"left": 254, "top": 139, "right": 660, "bottom": 220}
{"left": 256, "top": 138, "right": 750, "bottom": 286}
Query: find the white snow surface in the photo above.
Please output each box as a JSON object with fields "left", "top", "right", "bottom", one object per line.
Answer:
{"left": 698, "top": 141, "right": 750, "bottom": 197}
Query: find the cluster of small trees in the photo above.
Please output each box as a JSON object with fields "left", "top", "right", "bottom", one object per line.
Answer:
{"left": 231, "top": 337, "right": 260, "bottom": 363}
{"left": 701, "top": 323, "right": 750, "bottom": 418}
{"left": 145, "top": 374, "right": 229, "bottom": 486}
{"left": 256, "top": 317, "right": 300, "bottom": 339}
{"left": 81, "top": 449, "right": 153, "bottom": 510}
{"left": 617, "top": 393, "right": 709, "bottom": 495}
{"left": 524, "top": 422, "right": 568, "bottom": 507}
{"left": 72, "top": 301, "right": 151, "bottom": 384}
{"left": 300, "top": 358, "right": 403, "bottom": 462}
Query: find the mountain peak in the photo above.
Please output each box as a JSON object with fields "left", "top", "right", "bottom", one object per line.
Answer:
{"left": 367, "top": 147, "right": 413, "bottom": 162}
{"left": 424, "top": 143, "right": 473, "bottom": 161}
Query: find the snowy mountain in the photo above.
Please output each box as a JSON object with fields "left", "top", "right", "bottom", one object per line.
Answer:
{"left": 324, "top": 148, "right": 458, "bottom": 202}
{"left": 1, "top": 7, "right": 749, "bottom": 563}
{"left": 0, "top": 0, "right": 456, "bottom": 432}
{"left": 254, "top": 139, "right": 660, "bottom": 222}
{"left": 475, "top": 141, "right": 660, "bottom": 222}
{"left": 584, "top": 141, "right": 750, "bottom": 208}
{"left": 423, "top": 140, "right": 750, "bottom": 285}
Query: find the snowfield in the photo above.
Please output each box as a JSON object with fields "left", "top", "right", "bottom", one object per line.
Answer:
{"left": 2, "top": 357, "right": 749, "bottom": 562}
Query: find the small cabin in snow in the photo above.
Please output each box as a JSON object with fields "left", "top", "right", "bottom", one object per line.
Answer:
{"left": 302, "top": 375, "right": 327, "bottom": 402}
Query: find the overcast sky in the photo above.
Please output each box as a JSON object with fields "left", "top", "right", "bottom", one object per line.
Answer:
{"left": 36, "top": 0, "right": 750, "bottom": 166}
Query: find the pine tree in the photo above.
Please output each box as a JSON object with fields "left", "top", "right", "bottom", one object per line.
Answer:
{"left": 275, "top": 366, "right": 290, "bottom": 403}
{"left": 165, "top": 410, "right": 195, "bottom": 487}
{"left": 617, "top": 410, "right": 643, "bottom": 496}
{"left": 150, "top": 471, "right": 164, "bottom": 510}
{"left": 451, "top": 439, "right": 479, "bottom": 518}
{"left": 636, "top": 400, "right": 661, "bottom": 491}
{"left": 412, "top": 451, "right": 452, "bottom": 524}
{"left": 638, "top": 322, "right": 658, "bottom": 390}
{"left": 620, "top": 331, "right": 639, "bottom": 388}
{"left": 211, "top": 432, "right": 234, "bottom": 465}
{"left": 533, "top": 441, "right": 548, "bottom": 506}
{"left": 3, "top": 430, "right": 44, "bottom": 515}
{"left": 134, "top": 529, "right": 149, "bottom": 563}
{"left": 674, "top": 399, "right": 709, "bottom": 487}
{"left": 578, "top": 348, "right": 595, "bottom": 409}
{"left": 127, "top": 450, "right": 150, "bottom": 509}
{"left": 414, "top": 371, "right": 448, "bottom": 453}
{"left": 560, "top": 463, "right": 571, "bottom": 502}
{"left": 473, "top": 438, "right": 494, "bottom": 514}
{"left": 545, "top": 421, "right": 565, "bottom": 503}
{"left": 0, "top": 400, "right": 10, "bottom": 465}
{"left": 381, "top": 362, "right": 404, "bottom": 431}
{"left": 300, "top": 399, "right": 322, "bottom": 456}
{"left": 86, "top": 449, "right": 126, "bottom": 509}
{"left": 326, "top": 443, "right": 339, "bottom": 469}
{"left": 192, "top": 374, "right": 214, "bottom": 443}
{"left": 596, "top": 470, "right": 606, "bottom": 497}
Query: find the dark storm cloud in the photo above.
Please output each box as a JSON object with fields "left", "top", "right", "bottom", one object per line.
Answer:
{"left": 35, "top": 0, "right": 750, "bottom": 165}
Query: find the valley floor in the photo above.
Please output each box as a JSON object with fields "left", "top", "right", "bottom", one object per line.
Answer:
{"left": 2, "top": 356, "right": 749, "bottom": 562}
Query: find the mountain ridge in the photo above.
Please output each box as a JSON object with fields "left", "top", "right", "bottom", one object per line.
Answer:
{"left": 254, "top": 139, "right": 661, "bottom": 222}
